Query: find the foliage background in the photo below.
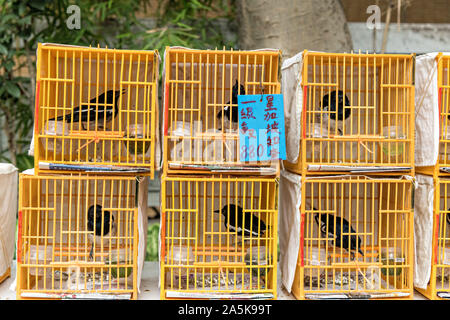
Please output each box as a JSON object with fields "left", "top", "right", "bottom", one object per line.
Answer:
{"left": 0, "top": 0, "right": 237, "bottom": 261}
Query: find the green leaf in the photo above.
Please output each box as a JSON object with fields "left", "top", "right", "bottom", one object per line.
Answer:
{"left": 0, "top": 44, "right": 7, "bottom": 55}
{"left": 5, "top": 82, "right": 20, "bottom": 98}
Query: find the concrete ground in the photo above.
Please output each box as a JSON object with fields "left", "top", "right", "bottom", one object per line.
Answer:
{"left": 0, "top": 260, "right": 427, "bottom": 300}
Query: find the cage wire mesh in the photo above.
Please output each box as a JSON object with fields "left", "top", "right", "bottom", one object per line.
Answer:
{"left": 293, "top": 176, "right": 414, "bottom": 299}
{"left": 34, "top": 44, "right": 159, "bottom": 176}
{"left": 438, "top": 55, "right": 450, "bottom": 169}
{"left": 286, "top": 52, "right": 415, "bottom": 174}
{"left": 433, "top": 178, "right": 450, "bottom": 298}
{"left": 163, "top": 48, "right": 281, "bottom": 174}
{"left": 160, "top": 175, "right": 278, "bottom": 299}
{"left": 16, "top": 174, "right": 139, "bottom": 300}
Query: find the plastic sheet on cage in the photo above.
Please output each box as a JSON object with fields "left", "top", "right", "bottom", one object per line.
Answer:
{"left": 281, "top": 51, "right": 304, "bottom": 163}
{"left": 441, "top": 247, "right": 450, "bottom": 265}
{"left": 169, "top": 121, "right": 203, "bottom": 163}
{"left": 413, "top": 174, "right": 434, "bottom": 289}
{"left": 304, "top": 247, "right": 328, "bottom": 266}
{"left": 414, "top": 52, "right": 447, "bottom": 167}
{"left": 164, "top": 245, "right": 194, "bottom": 267}
{"left": 0, "top": 164, "right": 17, "bottom": 282}
{"left": 278, "top": 170, "right": 301, "bottom": 293}
{"left": 203, "top": 129, "right": 238, "bottom": 164}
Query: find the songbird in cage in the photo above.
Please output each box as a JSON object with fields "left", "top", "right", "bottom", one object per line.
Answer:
{"left": 217, "top": 80, "right": 245, "bottom": 131}
{"left": 320, "top": 90, "right": 351, "bottom": 135}
{"left": 215, "top": 204, "right": 266, "bottom": 239}
{"left": 87, "top": 204, "right": 117, "bottom": 260}
{"left": 314, "top": 211, "right": 364, "bottom": 259}
{"left": 49, "top": 89, "right": 125, "bottom": 130}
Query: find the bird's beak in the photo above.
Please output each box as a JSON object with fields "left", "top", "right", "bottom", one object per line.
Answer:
{"left": 214, "top": 209, "right": 220, "bottom": 213}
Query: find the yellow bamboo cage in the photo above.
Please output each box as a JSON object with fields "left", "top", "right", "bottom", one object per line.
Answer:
{"left": 16, "top": 174, "right": 139, "bottom": 300}
{"left": 292, "top": 175, "right": 414, "bottom": 300}
{"left": 416, "top": 177, "right": 450, "bottom": 300}
{"left": 160, "top": 175, "right": 278, "bottom": 299}
{"left": 418, "top": 54, "right": 450, "bottom": 176}
{"left": 34, "top": 43, "right": 159, "bottom": 177}
{"left": 163, "top": 47, "right": 281, "bottom": 175}
{"left": 284, "top": 51, "right": 415, "bottom": 175}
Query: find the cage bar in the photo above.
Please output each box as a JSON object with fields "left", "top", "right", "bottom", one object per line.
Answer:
{"left": 34, "top": 43, "right": 159, "bottom": 177}
{"left": 292, "top": 175, "right": 414, "bottom": 300}
{"left": 163, "top": 47, "right": 281, "bottom": 175}
{"left": 284, "top": 51, "right": 415, "bottom": 175}
{"left": 160, "top": 174, "right": 278, "bottom": 299}
{"left": 16, "top": 174, "right": 139, "bottom": 300}
{"left": 415, "top": 177, "right": 450, "bottom": 300}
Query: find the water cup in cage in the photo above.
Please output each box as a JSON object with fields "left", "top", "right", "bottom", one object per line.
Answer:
{"left": 378, "top": 247, "right": 406, "bottom": 288}
{"left": 165, "top": 245, "right": 194, "bottom": 276}
{"left": 124, "top": 124, "right": 151, "bottom": 160}
{"left": 382, "top": 126, "right": 405, "bottom": 162}
{"left": 40, "top": 120, "right": 75, "bottom": 161}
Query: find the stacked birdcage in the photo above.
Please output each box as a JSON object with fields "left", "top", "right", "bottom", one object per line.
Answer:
{"left": 280, "top": 50, "right": 416, "bottom": 300}
{"left": 415, "top": 53, "right": 450, "bottom": 300}
{"left": 160, "top": 47, "right": 281, "bottom": 299}
{"left": 15, "top": 43, "right": 159, "bottom": 300}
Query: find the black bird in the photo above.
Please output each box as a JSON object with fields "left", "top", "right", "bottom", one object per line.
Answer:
{"left": 50, "top": 89, "right": 125, "bottom": 130}
{"left": 321, "top": 90, "right": 351, "bottom": 135}
{"left": 214, "top": 204, "right": 266, "bottom": 238}
{"left": 314, "top": 211, "right": 364, "bottom": 259}
{"left": 87, "top": 204, "right": 116, "bottom": 260}
{"left": 217, "top": 80, "right": 245, "bottom": 130}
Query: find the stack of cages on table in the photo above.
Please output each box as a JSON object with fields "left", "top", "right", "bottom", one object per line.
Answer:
{"left": 416, "top": 177, "right": 450, "bottom": 299}
{"left": 160, "top": 175, "right": 278, "bottom": 299}
{"left": 163, "top": 47, "right": 281, "bottom": 175}
{"left": 283, "top": 51, "right": 415, "bottom": 175}
{"left": 292, "top": 175, "right": 414, "bottom": 300}
{"left": 16, "top": 174, "right": 139, "bottom": 300}
{"left": 34, "top": 43, "right": 159, "bottom": 177}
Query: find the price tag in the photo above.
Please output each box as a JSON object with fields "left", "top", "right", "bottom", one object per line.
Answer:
{"left": 238, "top": 94, "right": 286, "bottom": 162}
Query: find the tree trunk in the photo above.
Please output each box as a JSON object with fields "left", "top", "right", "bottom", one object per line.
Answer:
{"left": 237, "top": 0, "right": 353, "bottom": 60}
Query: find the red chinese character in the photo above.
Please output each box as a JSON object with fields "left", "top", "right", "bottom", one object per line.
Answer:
{"left": 264, "top": 112, "right": 277, "bottom": 121}
{"left": 269, "top": 147, "right": 280, "bottom": 159}
{"left": 248, "top": 128, "right": 257, "bottom": 139}
{"left": 241, "top": 121, "right": 248, "bottom": 134}
{"left": 267, "top": 135, "right": 272, "bottom": 147}
{"left": 245, "top": 107, "right": 256, "bottom": 119}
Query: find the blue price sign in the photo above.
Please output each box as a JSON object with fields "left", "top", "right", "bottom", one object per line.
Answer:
{"left": 237, "top": 94, "right": 286, "bottom": 162}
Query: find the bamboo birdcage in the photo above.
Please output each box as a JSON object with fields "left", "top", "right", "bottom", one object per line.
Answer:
{"left": 16, "top": 174, "right": 139, "bottom": 300}
{"left": 415, "top": 177, "right": 450, "bottom": 300}
{"left": 435, "top": 54, "right": 450, "bottom": 174}
{"left": 292, "top": 175, "right": 414, "bottom": 300}
{"left": 160, "top": 175, "right": 278, "bottom": 299}
{"left": 284, "top": 51, "right": 415, "bottom": 175}
{"left": 34, "top": 43, "right": 159, "bottom": 177}
{"left": 163, "top": 47, "right": 281, "bottom": 175}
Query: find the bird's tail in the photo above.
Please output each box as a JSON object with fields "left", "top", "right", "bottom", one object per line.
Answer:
{"left": 358, "top": 249, "right": 364, "bottom": 257}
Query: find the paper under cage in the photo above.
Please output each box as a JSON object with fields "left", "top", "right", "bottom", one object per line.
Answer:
{"left": 16, "top": 174, "right": 139, "bottom": 300}
{"left": 163, "top": 48, "right": 281, "bottom": 175}
{"left": 438, "top": 55, "right": 450, "bottom": 169}
{"left": 34, "top": 43, "right": 158, "bottom": 176}
{"left": 292, "top": 176, "right": 414, "bottom": 300}
{"left": 160, "top": 175, "right": 278, "bottom": 299}
{"left": 285, "top": 52, "right": 415, "bottom": 174}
